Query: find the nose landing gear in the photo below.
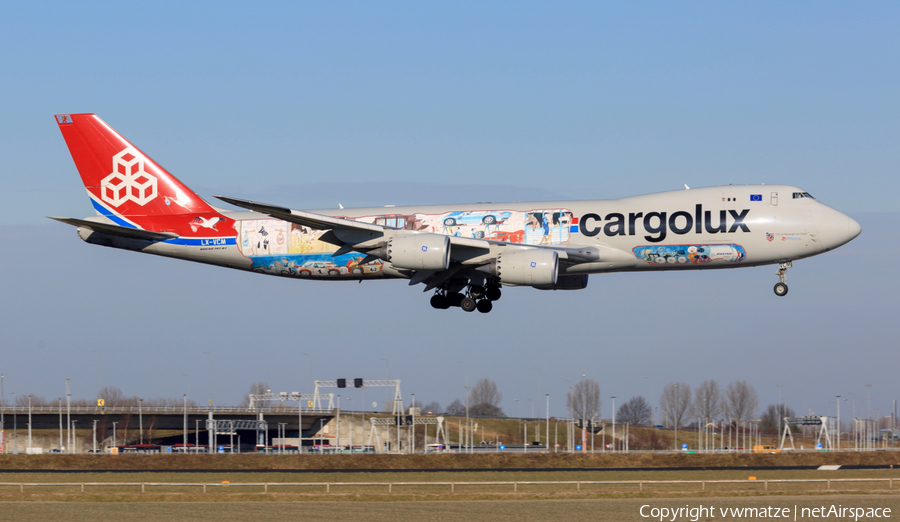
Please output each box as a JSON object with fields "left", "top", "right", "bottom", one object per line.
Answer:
{"left": 774, "top": 261, "right": 791, "bottom": 297}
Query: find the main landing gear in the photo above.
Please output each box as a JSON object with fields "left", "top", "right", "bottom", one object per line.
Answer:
{"left": 431, "top": 285, "right": 501, "bottom": 313}
{"left": 774, "top": 261, "right": 791, "bottom": 297}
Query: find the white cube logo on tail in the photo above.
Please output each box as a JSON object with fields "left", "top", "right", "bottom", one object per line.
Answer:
{"left": 100, "top": 147, "right": 158, "bottom": 207}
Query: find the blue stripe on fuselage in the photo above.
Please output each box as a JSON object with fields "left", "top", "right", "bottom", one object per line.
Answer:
{"left": 90, "top": 198, "right": 137, "bottom": 229}
{"left": 163, "top": 237, "right": 237, "bottom": 246}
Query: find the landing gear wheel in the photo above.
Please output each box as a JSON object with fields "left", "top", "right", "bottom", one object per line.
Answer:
{"left": 485, "top": 286, "right": 501, "bottom": 301}
{"left": 460, "top": 297, "right": 477, "bottom": 312}
{"left": 431, "top": 294, "right": 449, "bottom": 309}
{"left": 476, "top": 299, "right": 493, "bottom": 313}
{"left": 469, "top": 285, "right": 486, "bottom": 299}
{"left": 774, "top": 261, "right": 791, "bottom": 297}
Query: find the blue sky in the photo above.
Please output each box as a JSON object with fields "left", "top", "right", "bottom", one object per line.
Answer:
{"left": 0, "top": 2, "right": 897, "bottom": 421}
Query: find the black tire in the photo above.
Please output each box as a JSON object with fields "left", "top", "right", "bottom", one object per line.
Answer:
{"left": 476, "top": 299, "right": 493, "bottom": 313}
{"left": 483, "top": 215, "right": 496, "bottom": 225}
{"left": 443, "top": 218, "right": 457, "bottom": 226}
{"left": 474, "top": 231, "right": 485, "bottom": 239}
{"left": 774, "top": 282, "right": 788, "bottom": 297}
{"left": 470, "top": 285, "right": 486, "bottom": 298}
{"left": 461, "top": 297, "right": 477, "bottom": 312}
{"left": 485, "top": 286, "right": 502, "bottom": 301}
{"left": 430, "top": 295, "right": 448, "bottom": 309}
{"left": 448, "top": 293, "right": 464, "bottom": 307}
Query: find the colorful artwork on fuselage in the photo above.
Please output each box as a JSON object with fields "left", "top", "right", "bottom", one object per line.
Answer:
{"left": 355, "top": 208, "right": 574, "bottom": 246}
{"left": 237, "top": 219, "right": 383, "bottom": 277}
{"left": 235, "top": 209, "right": 575, "bottom": 278}
{"left": 632, "top": 244, "right": 747, "bottom": 265}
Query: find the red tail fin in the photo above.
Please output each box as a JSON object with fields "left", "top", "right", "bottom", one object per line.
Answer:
{"left": 56, "top": 114, "right": 229, "bottom": 236}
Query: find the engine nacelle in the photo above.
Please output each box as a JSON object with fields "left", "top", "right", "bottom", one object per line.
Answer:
{"left": 387, "top": 234, "right": 450, "bottom": 271}
{"left": 491, "top": 249, "right": 558, "bottom": 287}
{"left": 536, "top": 274, "right": 589, "bottom": 290}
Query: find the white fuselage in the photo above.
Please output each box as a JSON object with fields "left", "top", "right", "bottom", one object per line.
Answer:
{"left": 82, "top": 184, "right": 859, "bottom": 282}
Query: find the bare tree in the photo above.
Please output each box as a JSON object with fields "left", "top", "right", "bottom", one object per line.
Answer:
{"left": 567, "top": 378, "right": 600, "bottom": 422}
{"left": 761, "top": 404, "right": 796, "bottom": 432}
{"left": 97, "top": 386, "right": 125, "bottom": 407}
{"left": 725, "top": 380, "right": 758, "bottom": 424}
{"left": 659, "top": 382, "right": 692, "bottom": 429}
{"left": 422, "top": 401, "right": 442, "bottom": 414}
{"left": 15, "top": 395, "right": 47, "bottom": 407}
{"left": 239, "top": 382, "right": 271, "bottom": 408}
{"left": 446, "top": 399, "right": 466, "bottom": 416}
{"left": 617, "top": 396, "right": 652, "bottom": 425}
{"left": 693, "top": 380, "right": 723, "bottom": 422}
{"left": 470, "top": 378, "right": 503, "bottom": 416}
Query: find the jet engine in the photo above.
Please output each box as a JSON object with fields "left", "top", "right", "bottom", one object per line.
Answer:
{"left": 386, "top": 234, "right": 450, "bottom": 271}
{"left": 490, "top": 249, "right": 558, "bottom": 287}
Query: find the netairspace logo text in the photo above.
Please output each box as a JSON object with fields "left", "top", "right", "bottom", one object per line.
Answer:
{"left": 640, "top": 504, "right": 891, "bottom": 521}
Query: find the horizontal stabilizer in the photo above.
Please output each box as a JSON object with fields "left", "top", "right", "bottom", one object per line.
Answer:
{"left": 48, "top": 217, "right": 179, "bottom": 241}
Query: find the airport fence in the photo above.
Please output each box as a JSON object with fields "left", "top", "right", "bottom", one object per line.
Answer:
{"left": 0, "top": 478, "right": 896, "bottom": 495}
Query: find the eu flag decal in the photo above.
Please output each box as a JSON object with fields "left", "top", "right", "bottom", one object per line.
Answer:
{"left": 750, "top": 194, "right": 762, "bottom": 201}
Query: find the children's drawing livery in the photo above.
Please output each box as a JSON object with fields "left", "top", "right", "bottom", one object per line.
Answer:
{"left": 52, "top": 114, "right": 861, "bottom": 312}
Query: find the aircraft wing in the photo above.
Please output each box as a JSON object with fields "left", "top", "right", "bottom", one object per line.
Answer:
{"left": 48, "top": 216, "right": 180, "bottom": 241}
{"left": 214, "top": 196, "right": 384, "bottom": 233}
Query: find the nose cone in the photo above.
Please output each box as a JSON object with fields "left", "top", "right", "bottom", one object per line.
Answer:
{"left": 811, "top": 204, "right": 861, "bottom": 250}
{"left": 847, "top": 216, "right": 862, "bottom": 241}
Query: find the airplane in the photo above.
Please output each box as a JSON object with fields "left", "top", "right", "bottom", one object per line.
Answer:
{"left": 51, "top": 114, "right": 861, "bottom": 313}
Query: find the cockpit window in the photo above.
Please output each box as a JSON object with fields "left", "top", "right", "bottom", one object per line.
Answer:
{"left": 792, "top": 192, "right": 815, "bottom": 199}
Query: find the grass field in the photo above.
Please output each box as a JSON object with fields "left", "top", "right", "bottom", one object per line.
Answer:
{"left": 0, "top": 467, "right": 898, "bottom": 502}
{"left": 3, "top": 447, "right": 900, "bottom": 471}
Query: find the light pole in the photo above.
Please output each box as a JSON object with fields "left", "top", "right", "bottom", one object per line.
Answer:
{"left": 139, "top": 399, "right": 143, "bottom": 444}
{"left": 346, "top": 397, "right": 353, "bottom": 451}
{"left": 867, "top": 384, "right": 872, "bottom": 451}
{"left": 112, "top": 422, "right": 118, "bottom": 448}
{"left": 673, "top": 384, "right": 679, "bottom": 451}
{"left": 66, "top": 378, "right": 71, "bottom": 454}
{"left": 545, "top": 393, "right": 550, "bottom": 451}
{"left": 611, "top": 396, "right": 617, "bottom": 452}
{"left": 182, "top": 394, "right": 188, "bottom": 451}
{"left": 71, "top": 421, "right": 77, "bottom": 453}
{"left": 58, "top": 398, "right": 63, "bottom": 452}
{"left": 777, "top": 384, "right": 783, "bottom": 444}
{"left": 92, "top": 420, "right": 98, "bottom": 453}
{"left": 458, "top": 361, "right": 469, "bottom": 454}
{"left": 10, "top": 392, "right": 16, "bottom": 454}
{"left": 27, "top": 395, "right": 32, "bottom": 454}
{"left": 836, "top": 395, "right": 841, "bottom": 450}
